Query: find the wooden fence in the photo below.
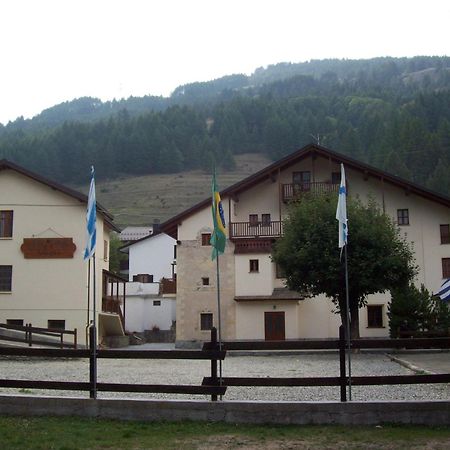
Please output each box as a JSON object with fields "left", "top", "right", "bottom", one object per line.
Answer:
{"left": 0, "top": 326, "right": 449, "bottom": 402}
{"left": 0, "top": 323, "right": 77, "bottom": 349}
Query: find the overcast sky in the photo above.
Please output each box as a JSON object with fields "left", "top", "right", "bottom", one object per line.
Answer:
{"left": 1, "top": 0, "right": 448, "bottom": 125}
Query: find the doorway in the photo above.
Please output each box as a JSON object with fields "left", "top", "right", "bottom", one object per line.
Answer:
{"left": 264, "top": 311, "right": 285, "bottom": 340}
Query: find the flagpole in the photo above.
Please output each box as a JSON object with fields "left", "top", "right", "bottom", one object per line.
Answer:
{"left": 86, "top": 258, "right": 91, "bottom": 345}
{"left": 215, "top": 250, "right": 223, "bottom": 391}
{"left": 92, "top": 253, "right": 97, "bottom": 398}
{"left": 344, "top": 244, "right": 352, "bottom": 401}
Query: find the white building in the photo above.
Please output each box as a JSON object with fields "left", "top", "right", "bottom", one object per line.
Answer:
{"left": 0, "top": 159, "right": 122, "bottom": 347}
{"left": 160, "top": 144, "right": 450, "bottom": 346}
{"left": 120, "top": 231, "right": 176, "bottom": 334}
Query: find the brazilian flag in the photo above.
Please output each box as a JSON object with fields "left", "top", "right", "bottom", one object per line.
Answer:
{"left": 210, "top": 170, "right": 226, "bottom": 260}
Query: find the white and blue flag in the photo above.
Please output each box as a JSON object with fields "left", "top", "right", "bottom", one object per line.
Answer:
{"left": 336, "top": 163, "right": 348, "bottom": 249}
{"left": 84, "top": 166, "right": 96, "bottom": 260}
{"left": 436, "top": 279, "right": 450, "bottom": 302}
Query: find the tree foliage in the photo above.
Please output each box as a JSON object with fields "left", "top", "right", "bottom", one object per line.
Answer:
{"left": 0, "top": 56, "right": 448, "bottom": 191}
{"left": 388, "top": 284, "right": 450, "bottom": 337}
{"left": 272, "top": 194, "right": 417, "bottom": 338}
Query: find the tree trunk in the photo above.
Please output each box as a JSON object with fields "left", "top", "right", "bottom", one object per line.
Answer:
{"left": 339, "top": 302, "right": 361, "bottom": 340}
{"left": 350, "top": 305, "right": 360, "bottom": 340}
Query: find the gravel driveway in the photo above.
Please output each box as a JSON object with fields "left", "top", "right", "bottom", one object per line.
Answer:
{"left": 1, "top": 352, "right": 449, "bottom": 402}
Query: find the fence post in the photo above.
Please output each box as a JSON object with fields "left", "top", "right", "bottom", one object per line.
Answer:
{"left": 339, "top": 324, "right": 347, "bottom": 402}
{"left": 89, "top": 325, "right": 97, "bottom": 399}
{"left": 26, "top": 323, "right": 32, "bottom": 347}
{"left": 210, "top": 327, "right": 218, "bottom": 402}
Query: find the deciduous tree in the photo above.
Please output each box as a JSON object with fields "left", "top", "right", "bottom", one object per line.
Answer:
{"left": 272, "top": 193, "right": 417, "bottom": 338}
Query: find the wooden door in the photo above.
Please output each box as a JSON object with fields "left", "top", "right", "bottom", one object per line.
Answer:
{"left": 264, "top": 311, "right": 285, "bottom": 340}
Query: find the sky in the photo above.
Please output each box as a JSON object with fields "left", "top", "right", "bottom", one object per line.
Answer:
{"left": 1, "top": 0, "right": 449, "bottom": 125}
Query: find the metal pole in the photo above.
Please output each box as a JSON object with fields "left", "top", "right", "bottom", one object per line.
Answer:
{"left": 215, "top": 251, "right": 223, "bottom": 394}
{"left": 344, "top": 244, "right": 352, "bottom": 401}
{"left": 86, "top": 258, "right": 91, "bottom": 346}
{"left": 92, "top": 253, "right": 97, "bottom": 399}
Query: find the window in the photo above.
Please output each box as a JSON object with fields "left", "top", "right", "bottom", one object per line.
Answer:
{"left": 442, "top": 258, "right": 450, "bottom": 278}
{"left": 201, "top": 233, "right": 211, "bottom": 246}
{"left": 440, "top": 225, "right": 450, "bottom": 244}
{"left": 173, "top": 245, "right": 177, "bottom": 259}
{"left": 202, "top": 277, "right": 209, "bottom": 286}
{"left": 48, "top": 320, "right": 65, "bottom": 330}
{"left": 249, "top": 259, "right": 259, "bottom": 273}
{"left": 367, "top": 305, "right": 384, "bottom": 328}
{"left": 261, "top": 214, "right": 271, "bottom": 226}
{"left": 200, "top": 312, "right": 213, "bottom": 331}
{"left": 276, "top": 263, "right": 286, "bottom": 279}
{"left": 0, "top": 210, "right": 13, "bottom": 238}
{"left": 103, "top": 240, "right": 108, "bottom": 261}
{"left": 397, "top": 209, "right": 409, "bottom": 225}
{"left": 293, "top": 171, "right": 311, "bottom": 191}
{"left": 249, "top": 214, "right": 259, "bottom": 226}
{"left": 0, "top": 265, "right": 12, "bottom": 291}
{"left": 331, "top": 172, "right": 341, "bottom": 185}
{"left": 153, "top": 300, "right": 161, "bottom": 306}
{"left": 133, "top": 274, "right": 153, "bottom": 283}
{"left": 6, "top": 319, "right": 23, "bottom": 327}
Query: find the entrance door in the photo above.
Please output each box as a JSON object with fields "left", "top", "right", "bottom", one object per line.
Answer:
{"left": 264, "top": 311, "right": 285, "bottom": 340}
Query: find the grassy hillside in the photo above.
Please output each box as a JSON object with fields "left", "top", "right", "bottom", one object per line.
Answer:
{"left": 88, "top": 153, "right": 272, "bottom": 229}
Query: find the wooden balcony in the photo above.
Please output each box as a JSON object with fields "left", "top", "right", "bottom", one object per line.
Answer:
{"left": 282, "top": 182, "right": 339, "bottom": 202}
{"left": 234, "top": 239, "right": 274, "bottom": 254}
{"left": 102, "top": 270, "right": 127, "bottom": 328}
{"left": 229, "top": 221, "right": 283, "bottom": 239}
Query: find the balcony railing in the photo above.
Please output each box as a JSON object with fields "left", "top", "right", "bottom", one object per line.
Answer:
{"left": 282, "top": 182, "right": 339, "bottom": 202}
{"left": 229, "top": 221, "right": 283, "bottom": 239}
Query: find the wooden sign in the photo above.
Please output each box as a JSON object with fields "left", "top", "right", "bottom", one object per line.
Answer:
{"left": 21, "top": 238, "right": 76, "bottom": 259}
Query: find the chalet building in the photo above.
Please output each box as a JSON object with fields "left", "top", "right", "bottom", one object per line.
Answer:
{"left": 0, "top": 160, "right": 124, "bottom": 347}
{"left": 161, "top": 144, "right": 450, "bottom": 347}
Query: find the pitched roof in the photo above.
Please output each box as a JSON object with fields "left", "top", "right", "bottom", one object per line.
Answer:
{"left": 0, "top": 159, "right": 119, "bottom": 231}
{"left": 161, "top": 143, "right": 450, "bottom": 239}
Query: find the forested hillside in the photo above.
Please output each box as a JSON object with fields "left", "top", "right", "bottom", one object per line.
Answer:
{"left": 0, "top": 56, "right": 449, "bottom": 196}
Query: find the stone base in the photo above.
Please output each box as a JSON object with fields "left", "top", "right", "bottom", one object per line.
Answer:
{"left": 102, "top": 335, "right": 130, "bottom": 348}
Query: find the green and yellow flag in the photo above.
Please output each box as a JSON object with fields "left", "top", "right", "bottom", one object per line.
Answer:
{"left": 210, "top": 170, "right": 226, "bottom": 260}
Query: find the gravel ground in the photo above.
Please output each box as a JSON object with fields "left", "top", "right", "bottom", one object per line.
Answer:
{"left": 0, "top": 352, "right": 449, "bottom": 402}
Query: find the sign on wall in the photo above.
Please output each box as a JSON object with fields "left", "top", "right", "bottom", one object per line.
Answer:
{"left": 21, "top": 238, "right": 76, "bottom": 259}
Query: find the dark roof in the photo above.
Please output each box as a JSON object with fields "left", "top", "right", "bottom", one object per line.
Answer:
{"left": 161, "top": 143, "right": 450, "bottom": 239}
{"left": 0, "top": 159, "right": 119, "bottom": 232}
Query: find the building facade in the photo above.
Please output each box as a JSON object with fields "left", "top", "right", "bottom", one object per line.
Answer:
{"left": 0, "top": 160, "right": 120, "bottom": 347}
{"left": 161, "top": 144, "right": 450, "bottom": 346}
{"left": 120, "top": 231, "right": 176, "bottom": 334}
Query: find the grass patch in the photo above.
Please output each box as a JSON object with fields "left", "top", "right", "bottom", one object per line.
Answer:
{"left": 0, "top": 417, "right": 450, "bottom": 449}
{"left": 74, "top": 153, "right": 272, "bottom": 227}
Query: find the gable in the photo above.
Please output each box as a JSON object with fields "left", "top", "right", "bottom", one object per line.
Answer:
{"left": 161, "top": 144, "right": 450, "bottom": 239}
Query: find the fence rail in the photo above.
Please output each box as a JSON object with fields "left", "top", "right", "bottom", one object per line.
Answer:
{"left": 0, "top": 323, "right": 77, "bottom": 349}
{"left": 0, "top": 326, "right": 449, "bottom": 402}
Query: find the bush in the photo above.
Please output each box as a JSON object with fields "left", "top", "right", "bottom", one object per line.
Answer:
{"left": 388, "top": 284, "right": 450, "bottom": 337}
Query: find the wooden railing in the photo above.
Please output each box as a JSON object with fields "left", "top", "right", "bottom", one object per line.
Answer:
{"left": 102, "top": 269, "right": 127, "bottom": 328}
{"left": 229, "top": 221, "right": 283, "bottom": 239}
{"left": 0, "top": 326, "right": 449, "bottom": 403}
{"left": 0, "top": 326, "right": 225, "bottom": 400}
{"left": 0, "top": 323, "right": 77, "bottom": 349}
{"left": 203, "top": 326, "right": 450, "bottom": 402}
{"left": 282, "top": 182, "right": 339, "bottom": 202}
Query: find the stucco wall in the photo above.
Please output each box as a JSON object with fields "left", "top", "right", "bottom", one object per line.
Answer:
{"left": 128, "top": 233, "right": 176, "bottom": 282}
{"left": 0, "top": 169, "right": 110, "bottom": 346}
